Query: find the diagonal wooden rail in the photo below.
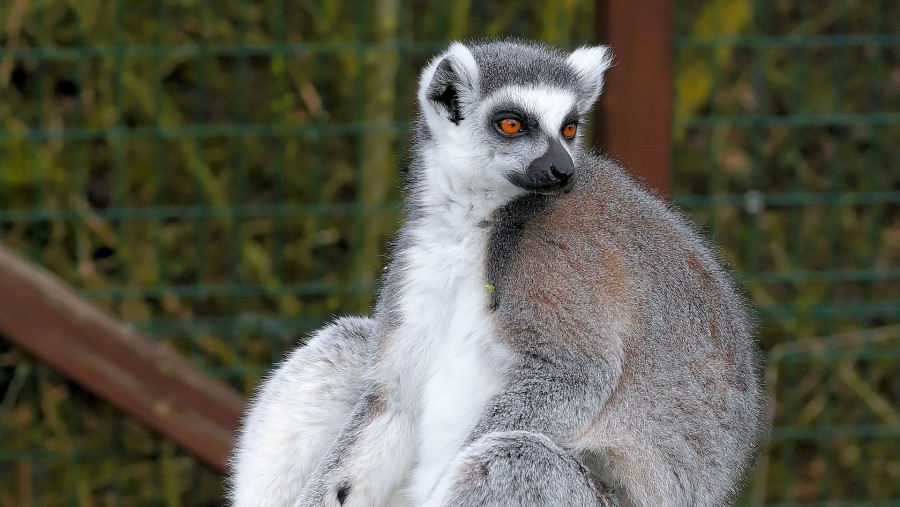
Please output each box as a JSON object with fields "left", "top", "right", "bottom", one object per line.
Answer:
{"left": 0, "top": 244, "right": 244, "bottom": 473}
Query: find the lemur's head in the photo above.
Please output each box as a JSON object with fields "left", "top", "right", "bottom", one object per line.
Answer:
{"left": 416, "top": 40, "right": 612, "bottom": 198}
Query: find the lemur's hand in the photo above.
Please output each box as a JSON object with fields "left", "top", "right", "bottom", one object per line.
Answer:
{"left": 296, "top": 391, "right": 415, "bottom": 507}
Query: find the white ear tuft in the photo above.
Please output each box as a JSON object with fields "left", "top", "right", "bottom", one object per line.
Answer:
{"left": 418, "top": 42, "right": 480, "bottom": 127}
{"left": 566, "top": 45, "right": 614, "bottom": 112}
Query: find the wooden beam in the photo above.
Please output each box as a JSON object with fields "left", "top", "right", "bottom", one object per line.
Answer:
{"left": 0, "top": 244, "right": 245, "bottom": 473}
{"left": 596, "top": 0, "right": 674, "bottom": 197}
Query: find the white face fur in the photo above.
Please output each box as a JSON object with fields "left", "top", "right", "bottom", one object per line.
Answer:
{"left": 414, "top": 42, "right": 613, "bottom": 212}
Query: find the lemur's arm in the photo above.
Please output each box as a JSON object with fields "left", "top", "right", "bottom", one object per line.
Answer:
{"left": 424, "top": 343, "right": 624, "bottom": 507}
{"left": 476, "top": 192, "right": 625, "bottom": 442}
{"left": 472, "top": 343, "right": 622, "bottom": 441}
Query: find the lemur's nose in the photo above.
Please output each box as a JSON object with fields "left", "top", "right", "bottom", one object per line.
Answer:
{"left": 550, "top": 164, "right": 573, "bottom": 184}
{"left": 509, "top": 137, "right": 576, "bottom": 193}
{"left": 535, "top": 138, "right": 575, "bottom": 186}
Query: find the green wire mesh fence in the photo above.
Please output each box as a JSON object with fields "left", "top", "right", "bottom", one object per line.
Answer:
{"left": 0, "top": 1, "right": 600, "bottom": 504}
{"left": 673, "top": 0, "right": 899, "bottom": 504}
{"left": 0, "top": 0, "right": 897, "bottom": 505}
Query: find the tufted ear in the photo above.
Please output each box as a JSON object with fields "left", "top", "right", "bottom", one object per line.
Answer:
{"left": 418, "top": 42, "right": 480, "bottom": 127}
{"left": 566, "top": 45, "right": 614, "bottom": 113}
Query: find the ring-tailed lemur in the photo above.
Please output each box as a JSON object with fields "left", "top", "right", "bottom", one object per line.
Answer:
{"left": 230, "top": 40, "right": 765, "bottom": 507}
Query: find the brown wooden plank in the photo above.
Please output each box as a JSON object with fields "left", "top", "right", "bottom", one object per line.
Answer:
{"left": 0, "top": 244, "right": 245, "bottom": 473}
{"left": 596, "top": 0, "right": 674, "bottom": 197}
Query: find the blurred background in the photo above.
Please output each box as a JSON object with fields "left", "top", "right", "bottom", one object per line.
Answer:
{"left": 0, "top": 0, "right": 897, "bottom": 505}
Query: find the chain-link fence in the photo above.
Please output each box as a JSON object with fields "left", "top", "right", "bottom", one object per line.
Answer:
{"left": 673, "top": 0, "right": 899, "bottom": 504}
{"left": 0, "top": 1, "right": 599, "bottom": 504}
{"left": 1, "top": 0, "right": 897, "bottom": 505}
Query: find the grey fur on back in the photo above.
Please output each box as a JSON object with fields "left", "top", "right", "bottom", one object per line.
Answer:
{"left": 484, "top": 155, "right": 765, "bottom": 504}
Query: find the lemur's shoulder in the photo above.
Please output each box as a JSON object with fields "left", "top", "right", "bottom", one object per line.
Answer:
{"left": 561, "top": 153, "right": 670, "bottom": 226}
{"left": 485, "top": 156, "right": 650, "bottom": 340}
{"left": 486, "top": 154, "right": 671, "bottom": 285}
{"left": 556, "top": 153, "right": 718, "bottom": 259}
{"left": 489, "top": 154, "right": 725, "bottom": 331}
{"left": 518, "top": 153, "right": 683, "bottom": 257}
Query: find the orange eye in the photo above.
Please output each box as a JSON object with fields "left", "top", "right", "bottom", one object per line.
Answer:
{"left": 498, "top": 118, "right": 523, "bottom": 135}
{"left": 562, "top": 122, "right": 578, "bottom": 139}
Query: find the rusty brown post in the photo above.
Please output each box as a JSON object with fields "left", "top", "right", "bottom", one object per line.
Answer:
{"left": 596, "top": 0, "right": 674, "bottom": 197}
{"left": 0, "top": 244, "right": 245, "bottom": 473}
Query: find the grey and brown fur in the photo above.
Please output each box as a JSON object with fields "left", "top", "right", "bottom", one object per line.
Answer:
{"left": 230, "top": 39, "right": 766, "bottom": 507}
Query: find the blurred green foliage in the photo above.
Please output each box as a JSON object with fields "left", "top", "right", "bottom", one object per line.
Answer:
{"left": 673, "top": 0, "right": 899, "bottom": 504}
{"left": 0, "top": 0, "right": 898, "bottom": 505}
{"left": 0, "top": 0, "right": 598, "bottom": 504}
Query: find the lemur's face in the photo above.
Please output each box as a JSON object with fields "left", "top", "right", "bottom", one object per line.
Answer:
{"left": 472, "top": 85, "right": 581, "bottom": 194}
{"left": 417, "top": 41, "right": 612, "bottom": 197}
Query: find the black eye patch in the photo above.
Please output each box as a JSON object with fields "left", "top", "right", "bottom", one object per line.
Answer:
{"left": 490, "top": 106, "right": 537, "bottom": 135}
{"left": 561, "top": 109, "right": 580, "bottom": 129}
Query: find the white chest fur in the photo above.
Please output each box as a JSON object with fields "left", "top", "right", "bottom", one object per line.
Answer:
{"left": 387, "top": 209, "right": 512, "bottom": 504}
